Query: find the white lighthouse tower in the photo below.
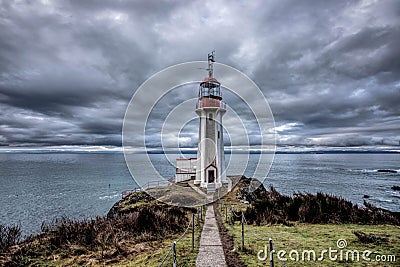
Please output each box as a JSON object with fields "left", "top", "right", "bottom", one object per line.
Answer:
{"left": 193, "top": 51, "right": 227, "bottom": 191}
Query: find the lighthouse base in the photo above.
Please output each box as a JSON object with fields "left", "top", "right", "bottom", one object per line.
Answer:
{"left": 200, "top": 182, "right": 222, "bottom": 192}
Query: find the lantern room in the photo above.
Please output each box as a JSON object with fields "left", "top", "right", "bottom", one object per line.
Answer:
{"left": 199, "top": 77, "right": 222, "bottom": 100}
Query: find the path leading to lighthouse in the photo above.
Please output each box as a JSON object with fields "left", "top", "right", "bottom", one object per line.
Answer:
{"left": 196, "top": 205, "right": 227, "bottom": 267}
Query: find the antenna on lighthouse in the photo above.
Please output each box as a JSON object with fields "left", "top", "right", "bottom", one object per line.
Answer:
{"left": 208, "top": 50, "right": 215, "bottom": 78}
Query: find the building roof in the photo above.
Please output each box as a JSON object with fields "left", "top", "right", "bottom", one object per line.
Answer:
{"left": 176, "top": 157, "right": 197, "bottom": 160}
{"left": 201, "top": 77, "right": 220, "bottom": 84}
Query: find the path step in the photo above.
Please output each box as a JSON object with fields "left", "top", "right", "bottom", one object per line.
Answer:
{"left": 196, "top": 205, "right": 227, "bottom": 267}
{"left": 207, "top": 183, "right": 216, "bottom": 193}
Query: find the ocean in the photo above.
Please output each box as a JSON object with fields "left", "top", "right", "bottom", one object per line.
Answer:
{"left": 0, "top": 152, "right": 399, "bottom": 236}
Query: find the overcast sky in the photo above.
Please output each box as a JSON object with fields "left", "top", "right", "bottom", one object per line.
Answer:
{"left": 0, "top": 0, "right": 399, "bottom": 151}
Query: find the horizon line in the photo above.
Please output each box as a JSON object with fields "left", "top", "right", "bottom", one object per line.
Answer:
{"left": 0, "top": 147, "right": 399, "bottom": 154}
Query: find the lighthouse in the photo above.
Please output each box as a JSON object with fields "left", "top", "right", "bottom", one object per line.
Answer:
{"left": 193, "top": 51, "right": 227, "bottom": 191}
{"left": 174, "top": 52, "right": 227, "bottom": 192}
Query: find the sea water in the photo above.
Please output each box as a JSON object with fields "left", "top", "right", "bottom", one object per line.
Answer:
{"left": 0, "top": 152, "right": 399, "bottom": 235}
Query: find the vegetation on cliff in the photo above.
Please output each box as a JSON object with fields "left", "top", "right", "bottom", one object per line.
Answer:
{"left": 0, "top": 191, "right": 194, "bottom": 266}
{"left": 228, "top": 176, "right": 399, "bottom": 226}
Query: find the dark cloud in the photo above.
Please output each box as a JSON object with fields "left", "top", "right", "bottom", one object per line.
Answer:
{"left": 0, "top": 0, "right": 399, "bottom": 151}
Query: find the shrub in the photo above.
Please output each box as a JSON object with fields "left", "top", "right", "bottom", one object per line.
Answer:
{"left": 243, "top": 186, "right": 400, "bottom": 225}
{"left": 0, "top": 224, "right": 21, "bottom": 253}
{"left": 39, "top": 203, "right": 189, "bottom": 253}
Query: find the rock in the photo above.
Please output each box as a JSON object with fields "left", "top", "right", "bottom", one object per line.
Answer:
{"left": 391, "top": 186, "right": 400, "bottom": 191}
{"left": 377, "top": 169, "right": 397, "bottom": 173}
{"left": 363, "top": 195, "right": 370, "bottom": 199}
{"left": 353, "top": 230, "right": 389, "bottom": 244}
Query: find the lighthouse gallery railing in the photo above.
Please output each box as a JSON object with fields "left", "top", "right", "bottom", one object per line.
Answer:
{"left": 196, "top": 98, "right": 226, "bottom": 109}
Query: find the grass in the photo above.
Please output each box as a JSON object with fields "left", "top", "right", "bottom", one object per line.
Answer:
{"left": 218, "top": 204, "right": 400, "bottom": 266}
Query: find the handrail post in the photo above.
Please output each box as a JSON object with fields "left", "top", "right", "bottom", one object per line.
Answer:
{"left": 173, "top": 242, "right": 177, "bottom": 267}
{"left": 225, "top": 205, "right": 228, "bottom": 223}
{"left": 230, "top": 207, "right": 233, "bottom": 225}
{"left": 269, "top": 238, "right": 274, "bottom": 267}
{"left": 192, "top": 213, "right": 195, "bottom": 250}
{"left": 241, "top": 213, "right": 245, "bottom": 250}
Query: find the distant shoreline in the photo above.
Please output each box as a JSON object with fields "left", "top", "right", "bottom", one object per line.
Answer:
{"left": 0, "top": 150, "right": 399, "bottom": 154}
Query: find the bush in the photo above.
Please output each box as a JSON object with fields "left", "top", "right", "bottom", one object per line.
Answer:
{"left": 243, "top": 186, "right": 400, "bottom": 225}
{"left": 40, "top": 203, "right": 189, "bottom": 253}
{"left": 0, "top": 224, "right": 21, "bottom": 253}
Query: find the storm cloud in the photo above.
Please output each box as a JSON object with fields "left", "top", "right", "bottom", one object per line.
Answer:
{"left": 0, "top": 0, "right": 399, "bottom": 151}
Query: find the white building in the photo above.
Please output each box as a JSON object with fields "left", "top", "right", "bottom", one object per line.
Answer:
{"left": 175, "top": 157, "right": 197, "bottom": 183}
{"left": 175, "top": 52, "right": 227, "bottom": 192}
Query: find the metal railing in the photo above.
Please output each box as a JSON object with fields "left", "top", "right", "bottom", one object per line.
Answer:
{"left": 196, "top": 98, "right": 226, "bottom": 109}
{"left": 142, "top": 180, "right": 171, "bottom": 190}
{"left": 159, "top": 206, "right": 206, "bottom": 266}
{"left": 122, "top": 179, "right": 173, "bottom": 198}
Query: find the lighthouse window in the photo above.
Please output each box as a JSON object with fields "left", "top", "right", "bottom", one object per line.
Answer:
{"left": 218, "top": 131, "right": 220, "bottom": 138}
{"left": 201, "top": 87, "right": 209, "bottom": 97}
{"left": 215, "top": 87, "right": 220, "bottom": 96}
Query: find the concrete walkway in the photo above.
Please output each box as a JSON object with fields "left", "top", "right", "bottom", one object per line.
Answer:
{"left": 196, "top": 205, "right": 227, "bottom": 267}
